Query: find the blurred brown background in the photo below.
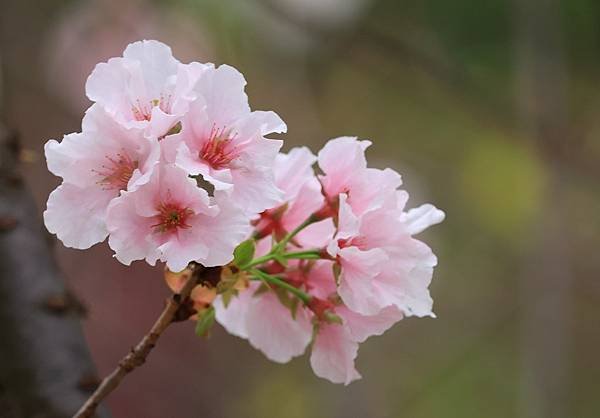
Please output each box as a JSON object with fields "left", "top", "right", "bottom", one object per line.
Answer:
{"left": 1, "top": 0, "right": 599, "bottom": 417}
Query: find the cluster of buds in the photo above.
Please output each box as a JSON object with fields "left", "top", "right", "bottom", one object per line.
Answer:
{"left": 45, "top": 40, "right": 444, "bottom": 384}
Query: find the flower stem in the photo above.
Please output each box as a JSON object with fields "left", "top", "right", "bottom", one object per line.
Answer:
{"left": 240, "top": 249, "right": 321, "bottom": 270}
{"left": 277, "top": 214, "right": 319, "bottom": 250}
{"left": 282, "top": 250, "right": 321, "bottom": 260}
{"left": 249, "top": 269, "right": 312, "bottom": 305}
{"left": 240, "top": 214, "right": 321, "bottom": 270}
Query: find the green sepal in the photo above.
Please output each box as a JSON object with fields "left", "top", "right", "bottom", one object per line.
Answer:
{"left": 324, "top": 311, "right": 343, "bottom": 325}
{"left": 332, "top": 263, "right": 341, "bottom": 285}
{"left": 195, "top": 306, "right": 216, "bottom": 338}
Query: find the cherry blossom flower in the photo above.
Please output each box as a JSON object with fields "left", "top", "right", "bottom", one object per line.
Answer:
{"left": 328, "top": 193, "right": 444, "bottom": 316}
{"left": 86, "top": 40, "right": 206, "bottom": 138}
{"left": 44, "top": 105, "right": 160, "bottom": 249}
{"left": 106, "top": 164, "right": 250, "bottom": 272}
{"left": 163, "top": 64, "right": 286, "bottom": 214}
{"left": 317, "top": 136, "right": 402, "bottom": 216}
{"left": 253, "top": 147, "right": 334, "bottom": 246}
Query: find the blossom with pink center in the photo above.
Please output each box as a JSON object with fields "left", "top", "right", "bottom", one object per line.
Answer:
{"left": 106, "top": 164, "right": 250, "bottom": 272}
{"left": 163, "top": 64, "right": 286, "bottom": 214}
{"left": 317, "top": 136, "right": 402, "bottom": 217}
{"left": 86, "top": 40, "right": 207, "bottom": 138}
{"left": 328, "top": 193, "right": 444, "bottom": 316}
{"left": 44, "top": 104, "right": 160, "bottom": 249}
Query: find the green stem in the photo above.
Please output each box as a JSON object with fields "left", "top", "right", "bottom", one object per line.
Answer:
{"left": 282, "top": 250, "right": 321, "bottom": 260}
{"left": 239, "top": 214, "right": 321, "bottom": 270}
{"left": 249, "top": 269, "right": 312, "bottom": 305}
{"left": 277, "top": 214, "right": 318, "bottom": 250}
{"left": 240, "top": 249, "right": 321, "bottom": 270}
{"left": 240, "top": 254, "right": 275, "bottom": 270}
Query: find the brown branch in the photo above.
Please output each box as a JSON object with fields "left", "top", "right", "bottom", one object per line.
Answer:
{"left": 73, "top": 267, "right": 201, "bottom": 418}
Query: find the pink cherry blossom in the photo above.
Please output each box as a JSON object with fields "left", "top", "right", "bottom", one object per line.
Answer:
{"left": 163, "top": 64, "right": 286, "bottom": 214}
{"left": 106, "top": 164, "right": 250, "bottom": 272}
{"left": 317, "top": 136, "right": 402, "bottom": 216}
{"left": 253, "top": 147, "right": 334, "bottom": 246}
{"left": 86, "top": 40, "right": 206, "bottom": 138}
{"left": 44, "top": 104, "right": 160, "bottom": 249}
{"left": 328, "top": 193, "right": 444, "bottom": 316}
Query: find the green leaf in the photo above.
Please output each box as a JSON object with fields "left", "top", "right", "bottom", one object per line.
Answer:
{"left": 233, "top": 239, "right": 255, "bottom": 268}
{"left": 195, "top": 306, "right": 216, "bottom": 338}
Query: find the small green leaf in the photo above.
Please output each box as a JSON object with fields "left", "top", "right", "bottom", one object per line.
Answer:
{"left": 233, "top": 239, "right": 255, "bottom": 268}
{"left": 195, "top": 306, "right": 216, "bottom": 338}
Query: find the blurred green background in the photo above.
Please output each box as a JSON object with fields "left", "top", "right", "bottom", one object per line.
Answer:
{"left": 1, "top": 0, "right": 599, "bottom": 417}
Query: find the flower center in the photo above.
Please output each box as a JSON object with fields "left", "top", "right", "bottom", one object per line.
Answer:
{"left": 132, "top": 95, "right": 173, "bottom": 121}
{"left": 152, "top": 203, "right": 193, "bottom": 233}
{"left": 94, "top": 152, "right": 138, "bottom": 191}
{"left": 199, "top": 125, "right": 238, "bottom": 169}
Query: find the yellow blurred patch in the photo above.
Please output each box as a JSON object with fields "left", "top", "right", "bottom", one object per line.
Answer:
{"left": 460, "top": 135, "right": 545, "bottom": 239}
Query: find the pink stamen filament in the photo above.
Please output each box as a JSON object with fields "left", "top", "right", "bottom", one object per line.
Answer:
{"left": 132, "top": 94, "right": 173, "bottom": 121}
{"left": 199, "top": 124, "right": 238, "bottom": 169}
{"left": 93, "top": 152, "right": 138, "bottom": 191}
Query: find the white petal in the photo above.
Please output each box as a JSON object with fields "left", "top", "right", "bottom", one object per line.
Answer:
{"left": 195, "top": 194, "right": 251, "bottom": 267}
{"left": 44, "top": 183, "right": 112, "bottom": 249}
{"left": 246, "top": 292, "right": 313, "bottom": 363}
{"left": 310, "top": 323, "right": 361, "bottom": 385}
{"left": 403, "top": 204, "right": 445, "bottom": 235}
{"left": 106, "top": 193, "right": 156, "bottom": 266}
{"left": 337, "top": 247, "right": 388, "bottom": 315}
{"left": 338, "top": 305, "right": 403, "bottom": 343}
{"left": 214, "top": 287, "right": 256, "bottom": 339}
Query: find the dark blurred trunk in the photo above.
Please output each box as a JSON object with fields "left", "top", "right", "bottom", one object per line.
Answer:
{"left": 0, "top": 0, "right": 110, "bottom": 414}
{"left": 515, "top": 1, "right": 572, "bottom": 417}
{"left": 0, "top": 126, "right": 111, "bottom": 418}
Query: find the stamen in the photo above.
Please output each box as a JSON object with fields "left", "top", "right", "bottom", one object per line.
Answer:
{"left": 93, "top": 152, "right": 138, "bottom": 191}
{"left": 131, "top": 94, "right": 173, "bottom": 122}
{"left": 152, "top": 203, "right": 193, "bottom": 233}
{"left": 199, "top": 124, "right": 239, "bottom": 169}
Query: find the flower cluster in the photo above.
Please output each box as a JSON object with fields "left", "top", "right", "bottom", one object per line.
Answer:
{"left": 44, "top": 40, "right": 282, "bottom": 271}
{"left": 45, "top": 40, "right": 444, "bottom": 385}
